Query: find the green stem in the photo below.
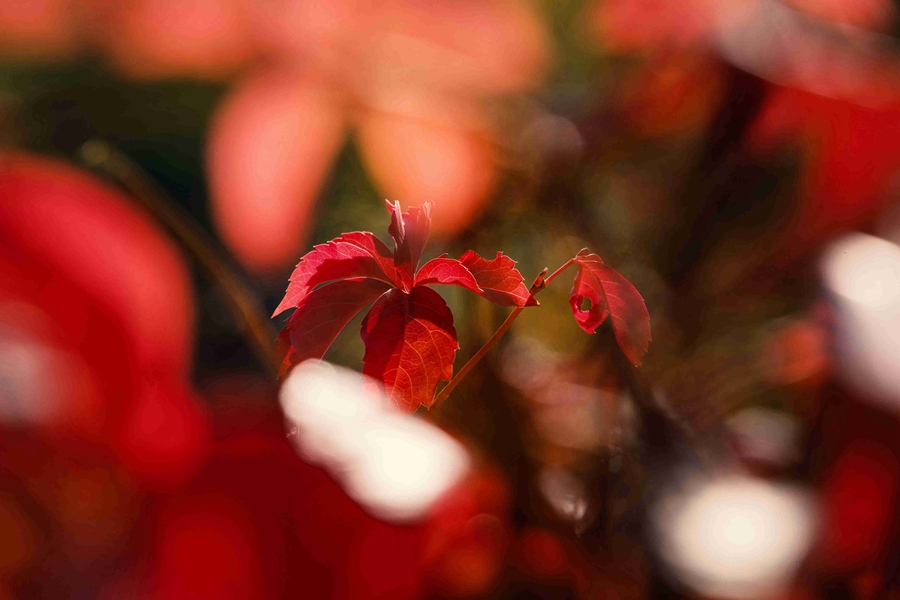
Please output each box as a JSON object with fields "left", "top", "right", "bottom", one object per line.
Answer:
{"left": 430, "top": 259, "right": 577, "bottom": 412}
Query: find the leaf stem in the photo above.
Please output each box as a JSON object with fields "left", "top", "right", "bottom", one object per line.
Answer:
{"left": 431, "top": 308, "right": 522, "bottom": 410}
{"left": 544, "top": 259, "right": 576, "bottom": 286}
{"left": 430, "top": 260, "right": 577, "bottom": 412}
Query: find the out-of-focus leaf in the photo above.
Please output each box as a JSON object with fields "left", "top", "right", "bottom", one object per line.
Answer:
{"left": 207, "top": 68, "right": 346, "bottom": 274}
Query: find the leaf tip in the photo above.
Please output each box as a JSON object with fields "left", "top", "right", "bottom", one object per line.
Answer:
{"left": 271, "top": 301, "right": 292, "bottom": 318}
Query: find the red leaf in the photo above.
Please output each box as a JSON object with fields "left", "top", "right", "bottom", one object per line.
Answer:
{"left": 458, "top": 250, "right": 536, "bottom": 307}
{"left": 337, "top": 231, "right": 398, "bottom": 281}
{"left": 386, "top": 200, "right": 432, "bottom": 285}
{"left": 277, "top": 279, "right": 392, "bottom": 375}
{"left": 414, "top": 255, "right": 482, "bottom": 294}
{"left": 275, "top": 327, "right": 296, "bottom": 378}
{"left": 273, "top": 232, "right": 398, "bottom": 316}
{"left": 360, "top": 287, "right": 458, "bottom": 412}
{"left": 569, "top": 250, "right": 651, "bottom": 366}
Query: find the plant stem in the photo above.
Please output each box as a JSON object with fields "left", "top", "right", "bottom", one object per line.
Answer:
{"left": 431, "top": 260, "right": 576, "bottom": 412}
{"left": 431, "top": 308, "right": 522, "bottom": 411}
{"left": 545, "top": 258, "right": 576, "bottom": 286}
{"left": 78, "top": 139, "right": 280, "bottom": 378}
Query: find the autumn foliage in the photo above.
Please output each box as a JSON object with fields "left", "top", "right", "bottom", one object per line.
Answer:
{"left": 274, "top": 201, "right": 651, "bottom": 412}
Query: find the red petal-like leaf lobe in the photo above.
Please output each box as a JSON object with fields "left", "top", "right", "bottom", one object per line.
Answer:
{"left": 336, "top": 231, "right": 398, "bottom": 281}
{"left": 458, "top": 250, "right": 536, "bottom": 307}
{"left": 273, "top": 232, "right": 398, "bottom": 316}
{"left": 414, "top": 256, "right": 482, "bottom": 294}
{"left": 277, "top": 279, "right": 392, "bottom": 375}
{"left": 360, "top": 286, "right": 458, "bottom": 412}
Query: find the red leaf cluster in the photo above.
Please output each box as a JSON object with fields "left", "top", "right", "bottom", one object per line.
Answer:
{"left": 274, "top": 201, "right": 535, "bottom": 412}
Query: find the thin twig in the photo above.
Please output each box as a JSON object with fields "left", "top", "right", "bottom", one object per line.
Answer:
{"left": 544, "top": 259, "right": 576, "bottom": 286}
{"left": 78, "top": 139, "right": 280, "bottom": 378}
{"left": 430, "top": 264, "right": 565, "bottom": 411}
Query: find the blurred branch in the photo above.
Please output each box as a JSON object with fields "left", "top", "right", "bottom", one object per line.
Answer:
{"left": 659, "top": 66, "right": 768, "bottom": 289}
{"left": 78, "top": 139, "right": 280, "bottom": 378}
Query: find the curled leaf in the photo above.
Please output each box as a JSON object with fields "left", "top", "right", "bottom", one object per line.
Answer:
{"left": 387, "top": 200, "right": 432, "bottom": 284}
{"left": 569, "top": 250, "right": 651, "bottom": 366}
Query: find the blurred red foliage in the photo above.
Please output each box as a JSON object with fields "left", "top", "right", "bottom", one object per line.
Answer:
{"left": 0, "top": 152, "right": 210, "bottom": 484}
{"left": 206, "top": 0, "right": 551, "bottom": 273}
{"left": 1, "top": 0, "right": 552, "bottom": 274}
{"left": 0, "top": 151, "right": 590, "bottom": 598}
{"left": 752, "top": 87, "right": 900, "bottom": 263}
{"left": 587, "top": 0, "right": 900, "bottom": 266}
{"left": 0, "top": 151, "right": 211, "bottom": 592}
